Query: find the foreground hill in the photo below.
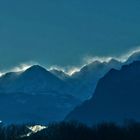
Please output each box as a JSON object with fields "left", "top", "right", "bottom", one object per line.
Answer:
{"left": 66, "top": 61, "right": 140, "bottom": 125}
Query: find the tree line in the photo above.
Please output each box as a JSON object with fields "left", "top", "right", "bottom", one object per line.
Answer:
{"left": 1, "top": 121, "right": 140, "bottom": 140}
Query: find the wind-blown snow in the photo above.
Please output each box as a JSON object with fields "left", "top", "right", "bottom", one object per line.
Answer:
{"left": 1, "top": 46, "right": 140, "bottom": 77}
{"left": 11, "top": 64, "right": 33, "bottom": 72}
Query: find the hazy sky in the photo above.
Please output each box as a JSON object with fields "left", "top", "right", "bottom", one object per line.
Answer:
{"left": 0, "top": 0, "right": 140, "bottom": 70}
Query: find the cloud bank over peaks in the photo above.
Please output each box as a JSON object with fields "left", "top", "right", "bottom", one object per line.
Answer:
{"left": 48, "top": 65, "right": 82, "bottom": 76}
{"left": 11, "top": 64, "right": 34, "bottom": 72}
{"left": 84, "top": 46, "right": 140, "bottom": 64}
{"left": 48, "top": 46, "right": 140, "bottom": 76}
{"left": 118, "top": 46, "right": 140, "bottom": 62}
{"left": 0, "top": 62, "right": 38, "bottom": 77}
{"left": 1, "top": 46, "right": 140, "bottom": 77}
{"left": 0, "top": 72, "right": 4, "bottom": 77}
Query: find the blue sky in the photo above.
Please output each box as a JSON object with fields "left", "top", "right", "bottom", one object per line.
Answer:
{"left": 0, "top": 0, "right": 140, "bottom": 70}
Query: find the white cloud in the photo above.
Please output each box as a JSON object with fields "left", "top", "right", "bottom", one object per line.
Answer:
{"left": 118, "top": 46, "right": 140, "bottom": 62}
{"left": 0, "top": 72, "right": 4, "bottom": 77}
{"left": 18, "top": 47, "right": 140, "bottom": 76}
{"left": 84, "top": 46, "right": 140, "bottom": 64}
{"left": 48, "top": 65, "right": 66, "bottom": 73}
{"left": 0, "top": 62, "right": 38, "bottom": 77}
{"left": 11, "top": 64, "right": 32, "bottom": 72}
{"left": 10, "top": 61, "right": 38, "bottom": 73}
{"left": 67, "top": 66, "right": 82, "bottom": 75}
{"left": 48, "top": 65, "right": 81, "bottom": 76}
{"left": 0, "top": 46, "right": 140, "bottom": 77}
{"left": 83, "top": 56, "right": 113, "bottom": 64}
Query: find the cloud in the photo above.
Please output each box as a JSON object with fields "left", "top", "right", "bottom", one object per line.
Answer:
{"left": 0, "top": 62, "right": 38, "bottom": 77}
{"left": 118, "top": 46, "right": 140, "bottom": 62}
{"left": 48, "top": 65, "right": 81, "bottom": 76}
{"left": 0, "top": 72, "right": 4, "bottom": 77}
{"left": 30, "top": 46, "right": 140, "bottom": 75}
{"left": 11, "top": 61, "right": 39, "bottom": 73}
{"left": 67, "top": 67, "right": 82, "bottom": 75}
{"left": 1, "top": 46, "right": 140, "bottom": 77}
{"left": 83, "top": 56, "right": 113, "bottom": 64}
{"left": 66, "top": 46, "right": 140, "bottom": 75}
{"left": 84, "top": 46, "right": 140, "bottom": 64}
{"left": 11, "top": 64, "right": 33, "bottom": 72}
{"left": 48, "top": 65, "right": 66, "bottom": 73}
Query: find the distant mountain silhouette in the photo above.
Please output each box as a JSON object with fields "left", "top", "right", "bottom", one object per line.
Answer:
{"left": 66, "top": 61, "right": 140, "bottom": 125}
{"left": 1, "top": 51, "right": 140, "bottom": 124}
{"left": 0, "top": 65, "right": 80, "bottom": 124}
{"left": 0, "top": 65, "right": 66, "bottom": 94}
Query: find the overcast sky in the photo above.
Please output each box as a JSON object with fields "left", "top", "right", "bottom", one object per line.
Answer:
{"left": 0, "top": 0, "right": 140, "bottom": 70}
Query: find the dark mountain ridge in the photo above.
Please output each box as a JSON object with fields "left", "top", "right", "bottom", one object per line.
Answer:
{"left": 66, "top": 61, "right": 140, "bottom": 125}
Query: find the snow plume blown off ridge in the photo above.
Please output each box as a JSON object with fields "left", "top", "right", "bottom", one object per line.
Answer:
{"left": 0, "top": 47, "right": 140, "bottom": 77}
{"left": 0, "top": 62, "right": 38, "bottom": 77}
{"left": 48, "top": 65, "right": 82, "bottom": 76}
{"left": 84, "top": 46, "right": 140, "bottom": 64}
{"left": 11, "top": 64, "right": 34, "bottom": 72}
{"left": 49, "top": 46, "right": 140, "bottom": 75}
{"left": 119, "top": 46, "right": 140, "bottom": 62}
{"left": 66, "top": 46, "right": 140, "bottom": 75}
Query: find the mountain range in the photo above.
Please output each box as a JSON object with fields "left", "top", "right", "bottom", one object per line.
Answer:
{"left": 0, "top": 50, "right": 140, "bottom": 124}
{"left": 0, "top": 65, "right": 66, "bottom": 94}
{"left": 66, "top": 61, "right": 140, "bottom": 125}
{"left": 0, "top": 65, "right": 80, "bottom": 124}
{"left": 50, "top": 51, "right": 140, "bottom": 100}
{"left": 66, "top": 59, "right": 122, "bottom": 100}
